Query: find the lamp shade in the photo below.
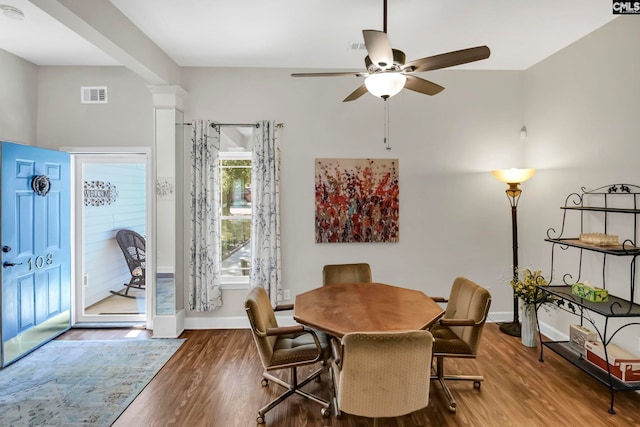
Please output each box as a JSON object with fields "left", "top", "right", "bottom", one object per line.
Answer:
{"left": 364, "top": 73, "right": 407, "bottom": 98}
{"left": 492, "top": 168, "right": 536, "bottom": 184}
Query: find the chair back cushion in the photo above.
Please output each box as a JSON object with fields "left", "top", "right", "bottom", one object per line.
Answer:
{"left": 322, "top": 263, "right": 372, "bottom": 285}
{"left": 444, "top": 277, "right": 491, "bottom": 354}
{"left": 245, "top": 286, "right": 278, "bottom": 368}
{"left": 335, "top": 330, "right": 433, "bottom": 418}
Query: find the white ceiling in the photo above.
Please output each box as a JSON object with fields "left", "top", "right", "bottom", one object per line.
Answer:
{"left": 0, "top": 0, "right": 617, "bottom": 70}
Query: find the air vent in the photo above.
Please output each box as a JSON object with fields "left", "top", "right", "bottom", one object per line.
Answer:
{"left": 80, "top": 86, "right": 108, "bottom": 104}
{"left": 349, "top": 42, "right": 367, "bottom": 51}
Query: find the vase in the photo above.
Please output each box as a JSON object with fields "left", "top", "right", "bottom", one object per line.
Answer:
{"left": 521, "top": 303, "right": 537, "bottom": 347}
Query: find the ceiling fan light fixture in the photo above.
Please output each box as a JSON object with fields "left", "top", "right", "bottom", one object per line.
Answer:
{"left": 365, "top": 73, "right": 407, "bottom": 99}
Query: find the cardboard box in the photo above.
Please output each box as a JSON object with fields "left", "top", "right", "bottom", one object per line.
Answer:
{"left": 585, "top": 341, "right": 640, "bottom": 383}
{"left": 571, "top": 283, "right": 609, "bottom": 302}
{"left": 569, "top": 324, "right": 597, "bottom": 356}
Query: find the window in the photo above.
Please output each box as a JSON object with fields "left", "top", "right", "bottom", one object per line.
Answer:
{"left": 219, "top": 151, "right": 251, "bottom": 286}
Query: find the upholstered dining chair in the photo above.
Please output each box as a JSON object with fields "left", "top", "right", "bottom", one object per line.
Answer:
{"left": 430, "top": 276, "right": 492, "bottom": 413}
{"left": 330, "top": 330, "right": 434, "bottom": 426}
{"left": 322, "top": 263, "right": 372, "bottom": 285}
{"left": 245, "top": 286, "right": 331, "bottom": 425}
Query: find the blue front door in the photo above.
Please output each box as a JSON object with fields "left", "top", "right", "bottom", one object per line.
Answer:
{"left": 1, "top": 141, "right": 71, "bottom": 367}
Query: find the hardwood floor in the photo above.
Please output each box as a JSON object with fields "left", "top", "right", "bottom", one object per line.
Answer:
{"left": 58, "top": 324, "right": 640, "bottom": 427}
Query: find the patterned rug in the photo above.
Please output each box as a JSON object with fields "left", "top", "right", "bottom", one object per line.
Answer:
{"left": 0, "top": 339, "right": 184, "bottom": 426}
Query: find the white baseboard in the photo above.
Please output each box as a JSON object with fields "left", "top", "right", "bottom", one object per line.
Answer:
{"left": 184, "top": 315, "right": 250, "bottom": 330}
{"left": 180, "top": 310, "right": 525, "bottom": 330}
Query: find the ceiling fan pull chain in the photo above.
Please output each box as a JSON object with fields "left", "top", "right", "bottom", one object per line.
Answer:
{"left": 384, "top": 98, "right": 391, "bottom": 151}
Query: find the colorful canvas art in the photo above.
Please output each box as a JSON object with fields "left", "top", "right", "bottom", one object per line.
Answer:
{"left": 315, "top": 158, "right": 399, "bottom": 243}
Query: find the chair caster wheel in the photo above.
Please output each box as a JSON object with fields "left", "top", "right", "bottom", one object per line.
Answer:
{"left": 321, "top": 408, "right": 330, "bottom": 418}
{"left": 474, "top": 381, "right": 481, "bottom": 389}
{"left": 261, "top": 378, "right": 268, "bottom": 387}
{"left": 257, "top": 415, "right": 265, "bottom": 424}
{"left": 448, "top": 403, "right": 457, "bottom": 413}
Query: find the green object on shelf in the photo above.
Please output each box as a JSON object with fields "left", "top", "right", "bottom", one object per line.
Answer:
{"left": 571, "top": 282, "right": 609, "bottom": 302}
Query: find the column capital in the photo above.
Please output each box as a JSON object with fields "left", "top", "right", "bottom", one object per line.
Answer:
{"left": 147, "top": 85, "right": 189, "bottom": 110}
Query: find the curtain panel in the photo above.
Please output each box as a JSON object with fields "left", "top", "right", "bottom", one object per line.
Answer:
{"left": 251, "top": 120, "right": 282, "bottom": 305}
{"left": 189, "top": 120, "right": 222, "bottom": 311}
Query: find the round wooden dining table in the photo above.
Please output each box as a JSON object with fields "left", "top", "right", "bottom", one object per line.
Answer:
{"left": 293, "top": 282, "right": 444, "bottom": 338}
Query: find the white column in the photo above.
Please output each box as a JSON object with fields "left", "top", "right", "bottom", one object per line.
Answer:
{"left": 148, "top": 85, "right": 188, "bottom": 338}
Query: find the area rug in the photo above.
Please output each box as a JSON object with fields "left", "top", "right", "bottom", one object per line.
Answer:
{"left": 0, "top": 338, "right": 184, "bottom": 426}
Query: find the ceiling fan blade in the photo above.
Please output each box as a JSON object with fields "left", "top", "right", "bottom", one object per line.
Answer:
{"left": 404, "top": 75, "right": 444, "bottom": 96}
{"left": 291, "top": 71, "right": 365, "bottom": 77}
{"left": 405, "top": 46, "right": 490, "bottom": 73}
{"left": 343, "top": 84, "right": 369, "bottom": 102}
{"left": 363, "top": 30, "right": 394, "bottom": 70}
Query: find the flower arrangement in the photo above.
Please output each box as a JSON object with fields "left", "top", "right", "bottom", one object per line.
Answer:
{"left": 510, "top": 268, "right": 552, "bottom": 305}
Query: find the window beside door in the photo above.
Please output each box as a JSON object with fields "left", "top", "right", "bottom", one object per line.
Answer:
{"left": 218, "top": 125, "right": 254, "bottom": 287}
{"left": 219, "top": 153, "right": 251, "bottom": 285}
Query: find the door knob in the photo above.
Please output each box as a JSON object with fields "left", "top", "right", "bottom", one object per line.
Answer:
{"left": 3, "top": 261, "right": 23, "bottom": 268}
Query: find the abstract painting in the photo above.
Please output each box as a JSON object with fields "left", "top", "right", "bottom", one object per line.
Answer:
{"left": 315, "top": 158, "right": 399, "bottom": 243}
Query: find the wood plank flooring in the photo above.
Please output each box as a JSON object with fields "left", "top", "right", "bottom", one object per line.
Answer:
{"left": 58, "top": 324, "right": 640, "bottom": 427}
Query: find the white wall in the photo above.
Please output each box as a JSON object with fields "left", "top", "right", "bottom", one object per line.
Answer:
{"left": 35, "top": 66, "right": 154, "bottom": 150}
{"left": 180, "top": 67, "right": 525, "bottom": 322}
{"left": 522, "top": 16, "right": 640, "bottom": 352}
{"left": 0, "top": 49, "right": 38, "bottom": 145}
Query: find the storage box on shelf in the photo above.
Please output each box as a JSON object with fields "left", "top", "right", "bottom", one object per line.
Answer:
{"left": 585, "top": 341, "right": 640, "bottom": 383}
{"left": 569, "top": 324, "right": 597, "bottom": 357}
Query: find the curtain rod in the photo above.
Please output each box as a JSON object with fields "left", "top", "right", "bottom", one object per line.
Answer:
{"left": 176, "top": 122, "right": 284, "bottom": 128}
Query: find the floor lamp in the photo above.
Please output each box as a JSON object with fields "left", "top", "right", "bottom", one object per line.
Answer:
{"left": 492, "top": 168, "right": 536, "bottom": 337}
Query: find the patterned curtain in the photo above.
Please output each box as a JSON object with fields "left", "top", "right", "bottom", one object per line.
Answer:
{"left": 251, "top": 120, "right": 282, "bottom": 305}
{"left": 189, "top": 120, "right": 222, "bottom": 311}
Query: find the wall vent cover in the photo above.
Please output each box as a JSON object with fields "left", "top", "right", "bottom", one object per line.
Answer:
{"left": 81, "top": 86, "right": 108, "bottom": 104}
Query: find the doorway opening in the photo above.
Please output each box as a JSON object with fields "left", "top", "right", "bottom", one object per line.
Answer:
{"left": 71, "top": 150, "right": 152, "bottom": 326}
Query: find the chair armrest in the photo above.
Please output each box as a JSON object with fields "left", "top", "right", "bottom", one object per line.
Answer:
{"left": 265, "top": 325, "right": 304, "bottom": 336}
{"left": 430, "top": 296, "right": 448, "bottom": 303}
{"left": 274, "top": 304, "right": 294, "bottom": 311}
{"left": 330, "top": 337, "right": 343, "bottom": 369}
{"left": 438, "top": 318, "right": 476, "bottom": 327}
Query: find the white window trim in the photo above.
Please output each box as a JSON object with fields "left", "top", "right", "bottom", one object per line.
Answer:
{"left": 219, "top": 150, "right": 252, "bottom": 289}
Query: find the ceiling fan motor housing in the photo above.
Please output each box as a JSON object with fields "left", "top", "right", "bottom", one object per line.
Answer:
{"left": 366, "top": 49, "right": 406, "bottom": 72}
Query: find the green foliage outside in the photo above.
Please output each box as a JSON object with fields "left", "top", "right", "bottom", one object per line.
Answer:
{"left": 220, "top": 159, "right": 251, "bottom": 261}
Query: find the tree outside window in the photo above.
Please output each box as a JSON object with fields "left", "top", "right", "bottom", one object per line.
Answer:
{"left": 220, "top": 158, "right": 251, "bottom": 279}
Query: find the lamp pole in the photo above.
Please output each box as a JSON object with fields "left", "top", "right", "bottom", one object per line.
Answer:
{"left": 492, "top": 169, "right": 536, "bottom": 338}
{"left": 501, "top": 186, "right": 522, "bottom": 336}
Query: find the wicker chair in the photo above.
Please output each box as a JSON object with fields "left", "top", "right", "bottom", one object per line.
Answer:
{"left": 430, "top": 276, "right": 492, "bottom": 413}
{"left": 331, "top": 330, "right": 434, "bottom": 426}
{"left": 245, "top": 286, "right": 331, "bottom": 425}
{"left": 322, "top": 263, "right": 372, "bottom": 285}
{"left": 110, "top": 229, "right": 146, "bottom": 298}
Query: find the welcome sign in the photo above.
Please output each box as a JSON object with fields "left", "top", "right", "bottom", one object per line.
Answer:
{"left": 84, "top": 180, "right": 119, "bottom": 206}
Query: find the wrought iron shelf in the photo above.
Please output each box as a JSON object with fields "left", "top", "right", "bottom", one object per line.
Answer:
{"left": 540, "top": 184, "right": 640, "bottom": 414}
{"left": 539, "top": 285, "right": 640, "bottom": 318}
{"left": 542, "top": 342, "right": 640, "bottom": 392}
{"left": 560, "top": 206, "right": 640, "bottom": 214}
{"left": 545, "top": 238, "right": 640, "bottom": 256}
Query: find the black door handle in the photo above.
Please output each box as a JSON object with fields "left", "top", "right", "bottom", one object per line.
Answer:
{"left": 3, "top": 261, "right": 23, "bottom": 268}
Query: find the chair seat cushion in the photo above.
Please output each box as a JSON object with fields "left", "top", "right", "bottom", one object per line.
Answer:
{"left": 431, "top": 325, "right": 473, "bottom": 355}
{"left": 271, "top": 331, "right": 330, "bottom": 366}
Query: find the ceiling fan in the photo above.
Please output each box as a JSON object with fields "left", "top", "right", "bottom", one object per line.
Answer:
{"left": 291, "top": 0, "right": 490, "bottom": 102}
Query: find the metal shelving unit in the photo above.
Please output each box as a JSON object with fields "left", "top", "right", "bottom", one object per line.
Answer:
{"left": 537, "top": 184, "right": 640, "bottom": 414}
